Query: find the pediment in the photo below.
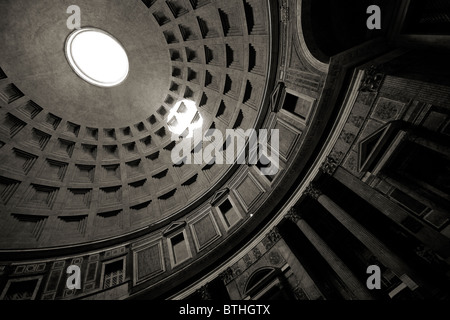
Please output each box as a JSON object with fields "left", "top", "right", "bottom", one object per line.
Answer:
{"left": 210, "top": 188, "right": 230, "bottom": 206}
{"left": 358, "top": 122, "right": 402, "bottom": 172}
{"left": 163, "top": 221, "right": 186, "bottom": 237}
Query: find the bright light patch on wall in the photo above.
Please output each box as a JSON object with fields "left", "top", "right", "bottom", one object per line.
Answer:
{"left": 65, "top": 28, "right": 129, "bottom": 87}
{"left": 167, "top": 100, "right": 203, "bottom": 138}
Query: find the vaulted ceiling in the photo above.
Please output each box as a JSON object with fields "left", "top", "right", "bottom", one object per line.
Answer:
{"left": 0, "top": 0, "right": 273, "bottom": 248}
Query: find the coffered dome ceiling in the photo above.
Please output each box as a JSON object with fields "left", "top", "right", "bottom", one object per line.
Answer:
{"left": 0, "top": 0, "right": 272, "bottom": 248}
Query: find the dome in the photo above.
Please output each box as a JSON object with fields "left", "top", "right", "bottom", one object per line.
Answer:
{"left": 0, "top": 0, "right": 272, "bottom": 247}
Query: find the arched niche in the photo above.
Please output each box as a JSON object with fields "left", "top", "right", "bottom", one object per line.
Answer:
{"left": 244, "top": 267, "right": 295, "bottom": 300}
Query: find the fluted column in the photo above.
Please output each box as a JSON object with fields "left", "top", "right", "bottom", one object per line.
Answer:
{"left": 285, "top": 207, "right": 374, "bottom": 300}
{"left": 333, "top": 167, "right": 450, "bottom": 258}
{"left": 304, "top": 183, "right": 433, "bottom": 293}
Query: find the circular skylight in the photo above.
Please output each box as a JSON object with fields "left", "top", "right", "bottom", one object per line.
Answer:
{"left": 65, "top": 28, "right": 129, "bottom": 87}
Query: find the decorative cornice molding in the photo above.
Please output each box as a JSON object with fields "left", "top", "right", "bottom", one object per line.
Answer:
{"left": 210, "top": 188, "right": 230, "bottom": 206}
{"left": 285, "top": 207, "right": 302, "bottom": 223}
{"left": 266, "top": 226, "right": 281, "bottom": 244}
{"left": 196, "top": 283, "right": 212, "bottom": 300}
{"left": 219, "top": 267, "right": 234, "bottom": 285}
{"left": 320, "top": 156, "right": 338, "bottom": 175}
{"left": 162, "top": 221, "right": 186, "bottom": 237}
{"left": 280, "top": 0, "right": 289, "bottom": 25}
{"left": 304, "top": 184, "right": 322, "bottom": 200}
{"left": 270, "top": 81, "right": 286, "bottom": 113}
{"left": 359, "top": 65, "right": 385, "bottom": 92}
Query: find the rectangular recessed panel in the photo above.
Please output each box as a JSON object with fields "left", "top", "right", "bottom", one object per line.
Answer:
{"left": 65, "top": 122, "right": 80, "bottom": 137}
{"left": 66, "top": 189, "right": 92, "bottom": 209}
{"left": 179, "top": 24, "right": 199, "bottom": 41}
{"left": 165, "top": 94, "right": 175, "bottom": 105}
{"left": 140, "top": 135, "right": 152, "bottom": 150}
{"left": 205, "top": 44, "right": 224, "bottom": 66}
{"left": 44, "top": 113, "right": 62, "bottom": 130}
{"left": 172, "top": 66, "right": 183, "bottom": 78}
{"left": 120, "top": 126, "right": 133, "bottom": 138}
{"left": 3, "top": 278, "right": 40, "bottom": 300}
{"left": 158, "top": 188, "right": 178, "bottom": 211}
{"left": 401, "top": 216, "right": 423, "bottom": 233}
{"left": 226, "top": 43, "right": 244, "bottom": 70}
{"left": 0, "top": 83, "right": 24, "bottom": 104}
{"left": 243, "top": 79, "right": 262, "bottom": 109}
{"left": 18, "top": 101, "right": 43, "bottom": 119}
{"left": 243, "top": 0, "right": 268, "bottom": 35}
{"left": 102, "top": 145, "right": 119, "bottom": 160}
{"left": 28, "top": 128, "right": 51, "bottom": 151}
{"left": 275, "top": 120, "right": 300, "bottom": 161}
{"left": 155, "top": 127, "right": 167, "bottom": 138}
{"left": 193, "top": 214, "right": 219, "bottom": 249}
{"left": 0, "top": 68, "right": 6, "bottom": 79}
{"left": 11, "top": 214, "right": 48, "bottom": 241}
{"left": 233, "top": 110, "right": 244, "bottom": 129}
{"left": 135, "top": 122, "right": 147, "bottom": 132}
{"left": 85, "top": 261, "right": 98, "bottom": 283}
{"left": 58, "top": 215, "right": 88, "bottom": 235}
{"left": 7, "top": 148, "right": 38, "bottom": 174}
{"left": 147, "top": 151, "right": 160, "bottom": 161}
{"left": 189, "top": 0, "right": 211, "bottom": 9}
{"left": 136, "top": 243, "right": 164, "bottom": 281}
{"left": 390, "top": 189, "right": 428, "bottom": 215}
{"left": 423, "top": 211, "right": 449, "bottom": 229}
{"left": 96, "top": 210, "right": 123, "bottom": 230}
{"left": 248, "top": 43, "right": 266, "bottom": 75}
{"left": 224, "top": 74, "right": 242, "bottom": 99}
{"left": 126, "top": 159, "right": 144, "bottom": 178}
{"left": 187, "top": 68, "right": 199, "bottom": 84}
{"left": 130, "top": 200, "right": 152, "bottom": 222}
{"left": 73, "top": 164, "right": 95, "bottom": 183}
{"left": 131, "top": 182, "right": 151, "bottom": 206}
{"left": 153, "top": 11, "right": 171, "bottom": 26}
{"left": 100, "top": 186, "right": 122, "bottom": 206}
{"left": 53, "top": 139, "right": 75, "bottom": 158}
{"left": 166, "top": 0, "right": 189, "bottom": 17}
{"left": 215, "top": 100, "right": 235, "bottom": 125}
{"left": 197, "top": 16, "right": 219, "bottom": 38}
{"left": 80, "top": 144, "right": 97, "bottom": 160}
{"left": 123, "top": 142, "right": 138, "bottom": 157}
{"left": 218, "top": 7, "right": 243, "bottom": 37}
{"left": 24, "top": 184, "right": 59, "bottom": 210}
{"left": 141, "top": 0, "right": 157, "bottom": 8}
{"left": 235, "top": 174, "right": 263, "bottom": 209}
{"left": 169, "top": 48, "right": 182, "bottom": 62}
{"left": 186, "top": 47, "right": 201, "bottom": 63}
{"left": 0, "top": 176, "right": 21, "bottom": 204}
{"left": 0, "top": 113, "right": 26, "bottom": 137}
{"left": 103, "top": 129, "right": 116, "bottom": 141}
{"left": 164, "top": 30, "right": 179, "bottom": 44}
{"left": 45, "top": 269, "right": 63, "bottom": 293}
{"left": 205, "top": 69, "right": 221, "bottom": 92}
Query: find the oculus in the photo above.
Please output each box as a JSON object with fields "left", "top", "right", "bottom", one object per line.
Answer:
{"left": 65, "top": 28, "right": 129, "bottom": 87}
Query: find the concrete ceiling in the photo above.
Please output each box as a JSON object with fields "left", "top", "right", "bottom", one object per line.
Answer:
{"left": 0, "top": 0, "right": 272, "bottom": 248}
{"left": 0, "top": 0, "right": 170, "bottom": 128}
